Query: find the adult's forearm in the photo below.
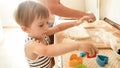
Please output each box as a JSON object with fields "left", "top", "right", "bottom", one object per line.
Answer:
{"left": 46, "top": 0, "right": 88, "bottom": 19}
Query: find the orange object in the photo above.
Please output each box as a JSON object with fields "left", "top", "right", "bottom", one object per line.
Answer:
{"left": 69, "top": 54, "right": 83, "bottom": 67}
{"left": 77, "top": 57, "right": 83, "bottom": 63}
{"left": 70, "top": 54, "right": 78, "bottom": 60}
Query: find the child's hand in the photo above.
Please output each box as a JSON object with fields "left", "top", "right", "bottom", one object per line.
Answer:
{"left": 78, "top": 41, "right": 98, "bottom": 57}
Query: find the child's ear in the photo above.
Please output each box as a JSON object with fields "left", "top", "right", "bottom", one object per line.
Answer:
{"left": 21, "top": 26, "right": 28, "bottom": 32}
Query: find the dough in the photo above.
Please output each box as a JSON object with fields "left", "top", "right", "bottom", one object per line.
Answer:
{"left": 65, "top": 26, "right": 90, "bottom": 40}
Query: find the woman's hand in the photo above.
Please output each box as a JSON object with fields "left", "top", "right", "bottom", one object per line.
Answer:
{"left": 76, "top": 16, "right": 91, "bottom": 26}
{"left": 86, "top": 12, "right": 96, "bottom": 23}
{"left": 75, "top": 12, "right": 96, "bottom": 26}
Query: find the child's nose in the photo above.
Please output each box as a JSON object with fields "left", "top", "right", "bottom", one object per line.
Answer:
{"left": 44, "top": 26, "right": 49, "bottom": 31}
{"left": 44, "top": 24, "right": 49, "bottom": 29}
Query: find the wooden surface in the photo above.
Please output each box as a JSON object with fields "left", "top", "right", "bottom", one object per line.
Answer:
{"left": 54, "top": 20, "right": 120, "bottom": 68}
{"left": 62, "top": 49, "right": 120, "bottom": 68}
{"left": 55, "top": 20, "right": 120, "bottom": 49}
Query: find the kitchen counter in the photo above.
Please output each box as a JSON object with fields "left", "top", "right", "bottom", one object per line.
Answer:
{"left": 62, "top": 49, "right": 120, "bottom": 68}
{"left": 54, "top": 19, "right": 120, "bottom": 68}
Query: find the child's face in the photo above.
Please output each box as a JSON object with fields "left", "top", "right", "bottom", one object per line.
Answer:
{"left": 27, "top": 17, "right": 49, "bottom": 38}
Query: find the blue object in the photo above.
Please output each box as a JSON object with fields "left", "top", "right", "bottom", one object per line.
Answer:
{"left": 96, "top": 55, "right": 108, "bottom": 67}
{"left": 79, "top": 51, "right": 86, "bottom": 57}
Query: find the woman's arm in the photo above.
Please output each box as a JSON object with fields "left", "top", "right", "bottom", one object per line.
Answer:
{"left": 45, "top": 0, "right": 90, "bottom": 19}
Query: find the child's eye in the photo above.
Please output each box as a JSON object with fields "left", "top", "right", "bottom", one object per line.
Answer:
{"left": 39, "top": 24, "right": 43, "bottom": 27}
{"left": 47, "top": 22, "right": 49, "bottom": 24}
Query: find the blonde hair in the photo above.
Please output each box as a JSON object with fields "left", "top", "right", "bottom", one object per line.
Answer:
{"left": 14, "top": 1, "right": 49, "bottom": 27}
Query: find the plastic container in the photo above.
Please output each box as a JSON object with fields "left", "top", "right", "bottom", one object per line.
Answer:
{"left": 96, "top": 55, "right": 108, "bottom": 67}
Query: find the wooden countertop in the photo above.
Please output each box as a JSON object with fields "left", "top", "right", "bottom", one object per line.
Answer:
{"left": 62, "top": 49, "right": 120, "bottom": 68}
{"left": 55, "top": 20, "right": 120, "bottom": 49}
{"left": 54, "top": 20, "right": 120, "bottom": 68}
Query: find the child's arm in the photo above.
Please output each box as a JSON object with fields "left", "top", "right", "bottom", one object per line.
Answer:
{"left": 31, "top": 40, "right": 98, "bottom": 57}
{"left": 44, "top": 16, "right": 90, "bottom": 35}
{"left": 45, "top": 21, "right": 77, "bottom": 35}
